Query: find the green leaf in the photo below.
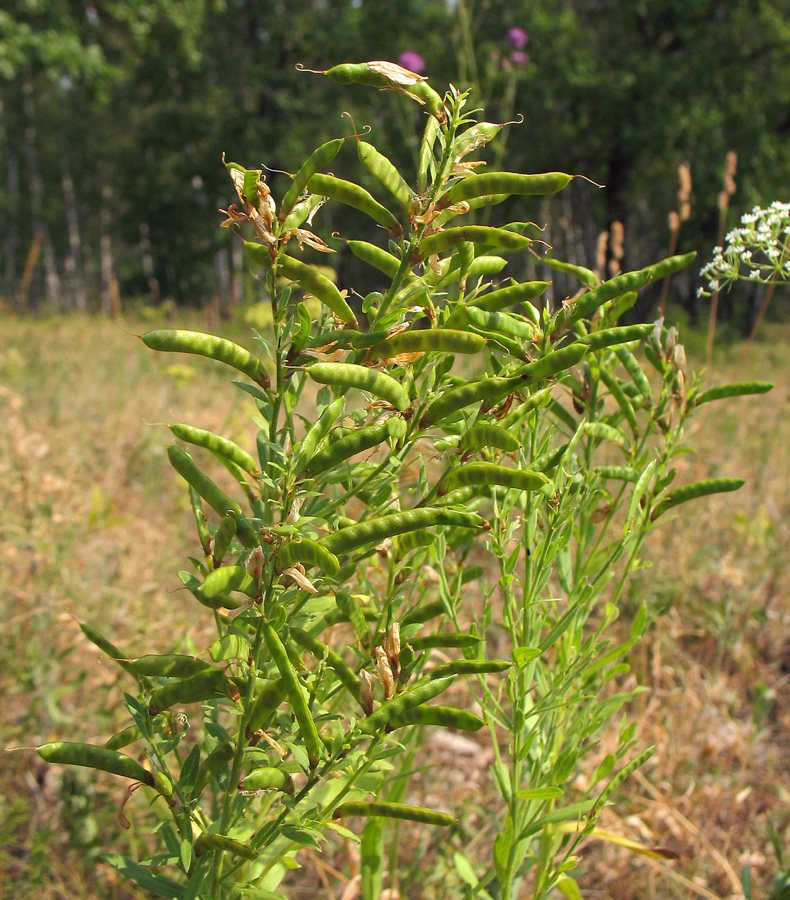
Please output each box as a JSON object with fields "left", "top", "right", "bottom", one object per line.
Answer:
{"left": 493, "top": 814, "right": 513, "bottom": 887}
{"left": 512, "top": 647, "right": 541, "bottom": 667}
{"left": 100, "top": 854, "right": 185, "bottom": 899}
{"left": 515, "top": 786, "right": 564, "bottom": 801}
{"left": 454, "top": 851, "right": 479, "bottom": 887}
{"left": 280, "top": 825, "right": 322, "bottom": 850}
{"left": 556, "top": 876, "right": 583, "bottom": 900}
{"left": 361, "top": 818, "right": 385, "bottom": 900}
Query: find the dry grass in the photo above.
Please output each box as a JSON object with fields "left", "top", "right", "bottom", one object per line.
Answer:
{"left": 1, "top": 311, "right": 788, "bottom": 899}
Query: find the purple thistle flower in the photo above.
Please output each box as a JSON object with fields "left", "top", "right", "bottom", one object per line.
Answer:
{"left": 510, "top": 50, "right": 529, "bottom": 68}
{"left": 399, "top": 51, "right": 426, "bottom": 74}
{"left": 507, "top": 27, "right": 528, "bottom": 49}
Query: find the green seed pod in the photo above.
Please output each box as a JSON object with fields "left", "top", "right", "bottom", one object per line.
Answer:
{"left": 515, "top": 343, "right": 589, "bottom": 383}
{"left": 104, "top": 725, "right": 144, "bottom": 751}
{"left": 131, "top": 655, "right": 216, "bottom": 678}
{"left": 389, "top": 705, "right": 485, "bottom": 732}
{"left": 169, "top": 423, "right": 258, "bottom": 475}
{"left": 306, "top": 362, "right": 410, "bottom": 411}
{"left": 333, "top": 801, "right": 456, "bottom": 826}
{"left": 408, "top": 633, "right": 483, "bottom": 650}
{"left": 359, "top": 675, "right": 455, "bottom": 734}
{"left": 400, "top": 600, "right": 444, "bottom": 627}
{"left": 418, "top": 226, "right": 530, "bottom": 258}
{"left": 195, "top": 833, "right": 258, "bottom": 860}
{"left": 290, "top": 626, "right": 362, "bottom": 703}
{"left": 627, "top": 459, "right": 657, "bottom": 525}
{"left": 37, "top": 742, "right": 156, "bottom": 787}
{"left": 463, "top": 255, "right": 509, "bottom": 279}
{"left": 147, "top": 667, "right": 230, "bottom": 715}
{"left": 370, "top": 328, "right": 486, "bottom": 359}
{"left": 189, "top": 486, "right": 212, "bottom": 557}
{"left": 395, "top": 528, "right": 436, "bottom": 555}
{"left": 650, "top": 478, "right": 745, "bottom": 521}
{"left": 262, "top": 621, "right": 322, "bottom": 768}
{"left": 347, "top": 240, "right": 402, "bottom": 278}
{"left": 442, "top": 172, "right": 572, "bottom": 206}
{"left": 240, "top": 765, "right": 294, "bottom": 794}
{"left": 292, "top": 301, "right": 313, "bottom": 351}
{"left": 644, "top": 251, "right": 697, "bottom": 283}
{"left": 318, "top": 508, "right": 484, "bottom": 556}
{"left": 191, "top": 740, "right": 235, "bottom": 798}
{"left": 459, "top": 424, "right": 520, "bottom": 454}
{"left": 167, "top": 447, "right": 259, "bottom": 548}
{"left": 458, "top": 307, "right": 539, "bottom": 342}
{"left": 278, "top": 537, "right": 340, "bottom": 575}
{"left": 418, "top": 115, "right": 441, "bottom": 192}
{"left": 279, "top": 138, "right": 344, "bottom": 221}
{"left": 247, "top": 679, "right": 288, "bottom": 733}
{"left": 557, "top": 271, "right": 652, "bottom": 331}
{"left": 199, "top": 565, "right": 259, "bottom": 601}
{"left": 79, "top": 622, "right": 145, "bottom": 682}
{"left": 277, "top": 254, "right": 357, "bottom": 326}
{"left": 693, "top": 381, "right": 774, "bottom": 407}
{"left": 540, "top": 256, "right": 600, "bottom": 288}
{"left": 428, "top": 659, "right": 512, "bottom": 678}
{"left": 577, "top": 323, "right": 654, "bottom": 352}
{"left": 443, "top": 463, "right": 550, "bottom": 494}
{"left": 592, "top": 466, "right": 641, "bottom": 483}
{"left": 357, "top": 140, "right": 414, "bottom": 214}
{"left": 141, "top": 330, "right": 267, "bottom": 386}
{"left": 598, "top": 366, "right": 639, "bottom": 435}
{"left": 613, "top": 345, "right": 653, "bottom": 406}
{"left": 293, "top": 397, "right": 345, "bottom": 474}
{"left": 420, "top": 373, "right": 525, "bottom": 427}
{"left": 180, "top": 569, "right": 243, "bottom": 612}
{"left": 307, "top": 173, "right": 402, "bottom": 237}
{"left": 452, "top": 120, "right": 505, "bottom": 158}
{"left": 312, "top": 62, "right": 446, "bottom": 121}
{"left": 211, "top": 511, "right": 238, "bottom": 567}
{"left": 304, "top": 422, "right": 395, "bottom": 476}
{"left": 580, "top": 421, "right": 630, "bottom": 451}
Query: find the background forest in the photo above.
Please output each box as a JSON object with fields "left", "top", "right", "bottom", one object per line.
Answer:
{"left": 2, "top": 0, "right": 790, "bottom": 328}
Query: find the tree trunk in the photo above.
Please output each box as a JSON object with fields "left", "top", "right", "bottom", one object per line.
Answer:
{"left": 22, "top": 69, "right": 61, "bottom": 308}
{"left": 61, "top": 157, "right": 87, "bottom": 311}
{"left": 140, "top": 221, "right": 160, "bottom": 302}
{"left": 100, "top": 182, "right": 117, "bottom": 315}
{"left": 0, "top": 98, "right": 20, "bottom": 304}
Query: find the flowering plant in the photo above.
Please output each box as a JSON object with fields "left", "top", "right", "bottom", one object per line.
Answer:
{"left": 699, "top": 201, "right": 790, "bottom": 296}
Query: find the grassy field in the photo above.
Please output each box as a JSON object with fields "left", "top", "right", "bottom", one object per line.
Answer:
{"left": 1, "top": 309, "right": 788, "bottom": 899}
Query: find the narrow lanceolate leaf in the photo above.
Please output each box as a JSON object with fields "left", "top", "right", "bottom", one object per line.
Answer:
{"left": 650, "top": 478, "right": 745, "bottom": 521}
{"left": 693, "top": 381, "right": 774, "bottom": 406}
{"left": 333, "top": 801, "right": 457, "bottom": 826}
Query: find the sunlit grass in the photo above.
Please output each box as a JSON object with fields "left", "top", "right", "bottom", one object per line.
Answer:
{"left": 1, "top": 312, "right": 788, "bottom": 898}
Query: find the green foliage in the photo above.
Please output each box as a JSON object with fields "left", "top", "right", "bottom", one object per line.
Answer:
{"left": 31, "top": 69, "right": 769, "bottom": 900}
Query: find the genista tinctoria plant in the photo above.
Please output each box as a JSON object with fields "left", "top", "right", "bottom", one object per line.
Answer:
{"left": 34, "top": 61, "right": 773, "bottom": 900}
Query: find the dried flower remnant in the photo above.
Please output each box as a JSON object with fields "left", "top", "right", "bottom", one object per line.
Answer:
{"left": 698, "top": 201, "right": 790, "bottom": 297}
{"left": 375, "top": 646, "right": 395, "bottom": 700}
